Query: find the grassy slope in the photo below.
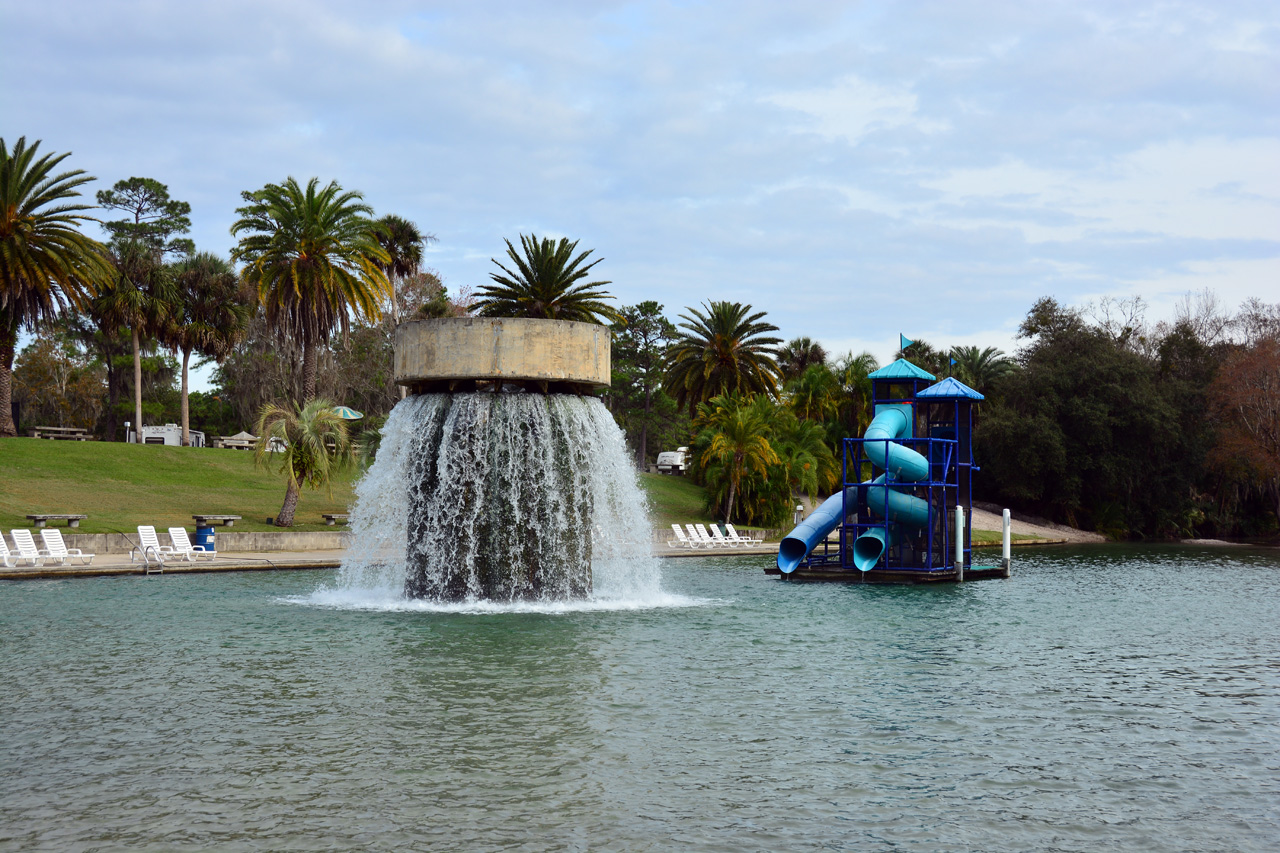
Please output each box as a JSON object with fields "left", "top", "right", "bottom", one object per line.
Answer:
{"left": 0, "top": 438, "right": 355, "bottom": 534}
{"left": 1, "top": 441, "right": 1018, "bottom": 539}
{"left": 636, "top": 472, "right": 716, "bottom": 527}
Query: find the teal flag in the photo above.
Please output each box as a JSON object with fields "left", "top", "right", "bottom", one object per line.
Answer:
{"left": 900, "top": 333, "right": 914, "bottom": 350}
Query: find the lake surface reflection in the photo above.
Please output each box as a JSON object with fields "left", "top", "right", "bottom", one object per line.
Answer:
{"left": 2, "top": 545, "right": 1277, "bottom": 851}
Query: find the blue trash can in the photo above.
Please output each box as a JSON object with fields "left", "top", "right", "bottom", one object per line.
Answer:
{"left": 194, "top": 525, "right": 215, "bottom": 552}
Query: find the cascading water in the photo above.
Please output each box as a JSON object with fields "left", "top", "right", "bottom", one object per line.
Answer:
{"left": 333, "top": 391, "right": 665, "bottom": 605}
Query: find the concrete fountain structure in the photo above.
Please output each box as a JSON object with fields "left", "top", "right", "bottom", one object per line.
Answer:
{"left": 386, "top": 317, "right": 629, "bottom": 602}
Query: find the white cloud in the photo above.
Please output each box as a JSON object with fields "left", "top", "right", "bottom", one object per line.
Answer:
{"left": 764, "top": 75, "right": 948, "bottom": 143}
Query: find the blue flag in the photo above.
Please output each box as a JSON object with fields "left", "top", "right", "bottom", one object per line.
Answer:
{"left": 900, "top": 333, "right": 914, "bottom": 351}
{"left": 950, "top": 358, "right": 956, "bottom": 366}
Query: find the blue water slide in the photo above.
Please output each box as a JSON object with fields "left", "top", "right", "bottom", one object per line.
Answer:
{"left": 862, "top": 407, "right": 929, "bottom": 481}
{"left": 776, "top": 491, "right": 846, "bottom": 575}
{"left": 776, "top": 404, "right": 933, "bottom": 574}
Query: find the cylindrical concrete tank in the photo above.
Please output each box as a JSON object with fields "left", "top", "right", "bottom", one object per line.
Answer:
{"left": 394, "top": 317, "right": 611, "bottom": 392}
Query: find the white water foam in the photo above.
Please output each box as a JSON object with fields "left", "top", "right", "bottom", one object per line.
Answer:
{"left": 302, "top": 392, "right": 685, "bottom": 613}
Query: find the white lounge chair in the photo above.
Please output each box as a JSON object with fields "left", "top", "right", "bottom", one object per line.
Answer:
{"left": 725, "top": 524, "right": 762, "bottom": 546}
{"left": 130, "top": 525, "right": 171, "bottom": 571}
{"left": 694, "top": 524, "right": 728, "bottom": 548}
{"left": 668, "top": 523, "right": 701, "bottom": 549}
{"left": 3, "top": 533, "right": 42, "bottom": 567}
{"left": 39, "top": 528, "right": 94, "bottom": 566}
{"left": 707, "top": 525, "right": 740, "bottom": 548}
{"left": 168, "top": 527, "right": 215, "bottom": 561}
{"left": 9, "top": 530, "right": 46, "bottom": 567}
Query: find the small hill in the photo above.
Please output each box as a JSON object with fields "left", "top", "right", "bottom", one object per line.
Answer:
{"left": 636, "top": 472, "right": 717, "bottom": 527}
{"left": 0, "top": 439, "right": 355, "bottom": 533}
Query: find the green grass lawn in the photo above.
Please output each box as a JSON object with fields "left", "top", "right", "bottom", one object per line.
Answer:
{"left": 0, "top": 438, "right": 356, "bottom": 534}
{"left": 636, "top": 472, "right": 717, "bottom": 527}
{"left": 2, "top": 439, "right": 1024, "bottom": 540}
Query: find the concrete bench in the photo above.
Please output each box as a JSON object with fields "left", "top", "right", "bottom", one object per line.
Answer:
{"left": 192, "top": 515, "right": 242, "bottom": 527}
{"left": 27, "top": 514, "right": 88, "bottom": 528}
{"left": 29, "top": 427, "right": 91, "bottom": 440}
{"left": 321, "top": 514, "right": 350, "bottom": 526}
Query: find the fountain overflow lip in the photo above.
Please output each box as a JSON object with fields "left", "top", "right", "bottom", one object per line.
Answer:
{"left": 394, "top": 317, "right": 611, "bottom": 394}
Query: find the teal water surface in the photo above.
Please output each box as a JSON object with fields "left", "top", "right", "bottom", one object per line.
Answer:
{"left": 2, "top": 545, "right": 1278, "bottom": 851}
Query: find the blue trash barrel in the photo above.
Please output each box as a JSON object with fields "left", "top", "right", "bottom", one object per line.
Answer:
{"left": 194, "top": 525, "right": 215, "bottom": 552}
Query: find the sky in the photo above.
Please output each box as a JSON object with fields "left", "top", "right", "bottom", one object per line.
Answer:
{"left": 4, "top": 1, "right": 1278, "bottom": 390}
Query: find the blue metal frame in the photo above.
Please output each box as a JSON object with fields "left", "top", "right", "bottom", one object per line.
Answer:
{"left": 799, "top": 377, "right": 978, "bottom": 574}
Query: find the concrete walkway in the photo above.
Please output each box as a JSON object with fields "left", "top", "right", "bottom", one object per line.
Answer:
{"left": 0, "top": 550, "right": 346, "bottom": 580}
{"left": 3, "top": 531, "right": 1072, "bottom": 581}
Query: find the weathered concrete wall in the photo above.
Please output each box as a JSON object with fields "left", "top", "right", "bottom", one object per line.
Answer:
{"left": 394, "top": 318, "right": 610, "bottom": 387}
{"left": 45, "top": 531, "right": 352, "bottom": 554}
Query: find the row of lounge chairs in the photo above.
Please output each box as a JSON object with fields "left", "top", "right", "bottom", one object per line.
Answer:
{"left": 0, "top": 526, "right": 216, "bottom": 570}
{"left": 131, "top": 525, "right": 216, "bottom": 570}
{"left": 668, "top": 523, "right": 763, "bottom": 550}
{"left": 1, "top": 528, "right": 95, "bottom": 567}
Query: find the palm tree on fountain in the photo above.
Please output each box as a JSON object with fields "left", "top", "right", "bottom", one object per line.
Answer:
{"left": 663, "top": 301, "right": 783, "bottom": 416}
{"left": 475, "top": 234, "right": 621, "bottom": 324}
{"left": 255, "top": 398, "right": 354, "bottom": 527}
{"left": 0, "top": 137, "right": 114, "bottom": 437}
{"left": 230, "top": 177, "right": 391, "bottom": 402}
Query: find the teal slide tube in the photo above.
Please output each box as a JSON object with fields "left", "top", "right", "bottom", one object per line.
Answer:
{"left": 776, "top": 491, "right": 845, "bottom": 574}
{"left": 775, "top": 404, "right": 933, "bottom": 573}
{"left": 862, "top": 407, "right": 929, "bottom": 481}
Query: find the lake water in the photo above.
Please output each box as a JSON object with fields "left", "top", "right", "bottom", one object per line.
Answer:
{"left": 2, "top": 545, "right": 1277, "bottom": 851}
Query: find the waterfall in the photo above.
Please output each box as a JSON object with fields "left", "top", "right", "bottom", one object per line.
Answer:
{"left": 333, "top": 392, "right": 664, "bottom": 603}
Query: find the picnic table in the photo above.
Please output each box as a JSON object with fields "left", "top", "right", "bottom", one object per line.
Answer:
{"left": 29, "top": 426, "right": 91, "bottom": 441}
{"left": 27, "top": 514, "right": 88, "bottom": 528}
{"left": 192, "top": 515, "right": 242, "bottom": 527}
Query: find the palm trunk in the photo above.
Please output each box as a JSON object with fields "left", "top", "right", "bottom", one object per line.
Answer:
{"left": 276, "top": 479, "right": 301, "bottom": 526}
{"left": 302, "top": 341, "right": 317, "bottom": 403}
{"left": 637, "top": 383, "right": 653, "bottom": 469}
{"left": 181, "top": 347, "right": 191, "bottom": 446}
{"left": 0, "top": 318, "right": 17, "bottom": 437}
{"left": 132, "top": 326, "right": 143, "bottom": 443}
{"left": 725, "top": 478, "right": 737, "bottom": 526}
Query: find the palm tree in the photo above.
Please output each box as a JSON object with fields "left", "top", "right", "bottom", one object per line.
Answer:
{"left": 0, "top": 136, "right": 113, "bottom": 436}
{"left": 254, "top": 398, "right": 354, "bottom": 527}
{"left": 94, "top": 239, "right": 179, "bottom": 442}
{"left": 895, "top": 338, "right": 947, "bottom": 376}
{"left": 663, "top": 301, "right": 783, "bottom": 416}
{"left": 778, "top": 336, "right": 828, "bottom": 383}
{"left": 696, "top": 392, "right": 780, "bottom": 524}
{"left": 475, "top": 234, "right": 620, "bottom": 324}
{"left": 786, "top": 362, "right": 840, "bottom": 423}
{"left": 374, "top": 214, "right": 434, "bottom": 326}
{"left": 832, "top": 350, "right": 878, "bottom": 439}
{"left": 950, "top": 345, "right": 1016, "bottom": 394}
{"left": 230, "top": 177, "right": 391, "bottom": 402}
{"left": 771, "top": 405, "right": 840, "bottom": 503}
{"left": 172, "top": 252, "right": 250, "bottom": 445}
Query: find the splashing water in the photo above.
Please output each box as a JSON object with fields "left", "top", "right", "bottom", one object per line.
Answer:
{"left": 324, "top": 392, "right": 670, "bottom": 610}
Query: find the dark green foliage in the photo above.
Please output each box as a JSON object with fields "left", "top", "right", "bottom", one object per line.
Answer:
{"left": 476, "top": 234, "right": 619, "bottom": 324}
{"left": 663, "top": 301, "right": 783, "bottom": 416}
{"left": 0, "top": 137, "right": 113, "bottom": 436}
{"left": 977, "top": 298, "right": 1220, "bottom": 538}
{"left": 96, "top": 177, "right": 194, "bottom": 259}
{"left": 608, "top": 301, "right": 687, "bottom": 467}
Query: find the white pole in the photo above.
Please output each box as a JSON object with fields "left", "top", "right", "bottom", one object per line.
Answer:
{"left": 1002, "top": 509, "right": 1012, "bottom": 563}
{"left": 955, "top": 505, "right": 964, "bottom": 580}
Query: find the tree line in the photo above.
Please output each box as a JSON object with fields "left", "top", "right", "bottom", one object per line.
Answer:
{"left": 4, "top": 136, "right": 1278, "bottom": 538}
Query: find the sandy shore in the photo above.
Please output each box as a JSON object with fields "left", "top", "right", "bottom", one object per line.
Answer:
{"left": 971, "top": 502, "right": 1108, "bottom": 543}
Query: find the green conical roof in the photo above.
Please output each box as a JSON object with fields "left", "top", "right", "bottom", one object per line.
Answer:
{"left": 868, "top": 358, "right": 935, "bottom": 381}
